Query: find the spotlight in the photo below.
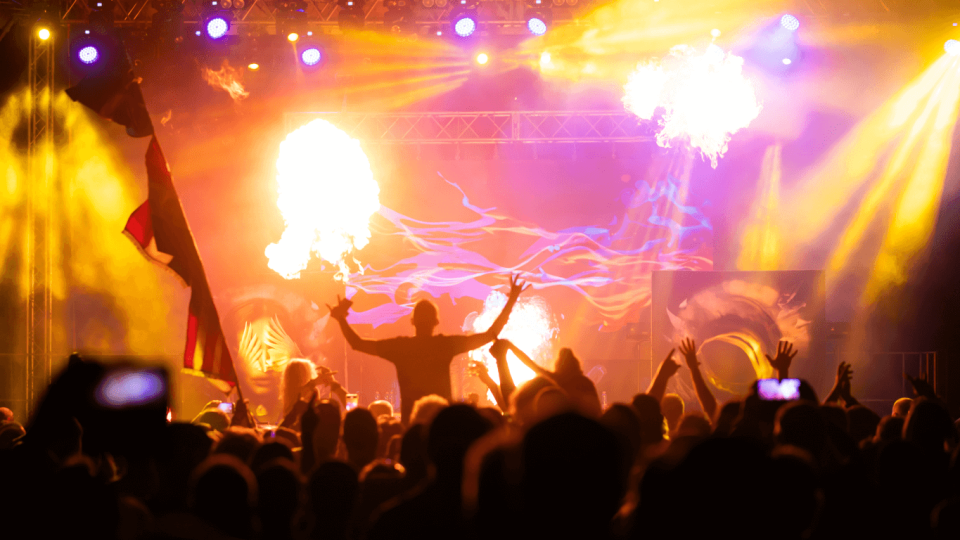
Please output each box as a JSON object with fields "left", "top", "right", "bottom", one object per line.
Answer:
{"left": 287, "top": 32, "right": 300, "bottom": 42}
{"left": 37, "top": 27, "right": 51, "bottom": 40}
{"left": 527, "top": 16, "right": 547, "bottom": 36}
{"left": 205, "top": 15, "right": 230, "bottom": 39}
{"left": 450, "top": 2, "right": 479, "bottom": 37}
{"left": 711, "top": 28, "right": 721, "bottom": 38}
{"left": 525, "top": 1, "right": 551, "bottom": 36}
{"left": 301, "top": 47, "right": 322, "bottom": 66}
{"left": 248, "top": 63, "right": 260, "bottom": 70}
{"left": 782, "top": 58, "right": 792, "bottom": 65}
{"left": 475, "top": 52, "right": 488, "bottom": 65}
{"left": 78, "top": 45, "right": 101, "bottom": 65}
{"left": 945, "top": 39, "right": 960, "bottom": 56}
{"left": 780, "top": 14, "right": 799, "bottom": 32}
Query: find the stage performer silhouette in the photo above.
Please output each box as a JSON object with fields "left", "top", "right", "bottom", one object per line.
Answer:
{"left": 328, "top": 275, "right": 528, "bottom": 423}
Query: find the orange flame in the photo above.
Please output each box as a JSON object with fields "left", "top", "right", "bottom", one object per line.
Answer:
{"left": 201, "top": 60, "right": 249, "bottom": 101}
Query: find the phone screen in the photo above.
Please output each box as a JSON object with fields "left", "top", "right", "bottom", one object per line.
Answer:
{"left": 217, "top": 402, "right": 235, "bottom": 414}
{"left": 758, "top": 378, "right": 801, "bottom": 401}
{"left": 346, "top": 393, "right": 359, "bottom": 411}
{"left": 95, "top": 368, "right": 167, "bottom": 408}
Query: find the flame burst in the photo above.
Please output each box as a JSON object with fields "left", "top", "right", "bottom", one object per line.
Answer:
{"left": 623, "top": 44, "right": 761, "bottom": 168}
{"left": 466, "top": 291, "right": 558, "bottom": 390}
{"left": 202, "top": 60, "right": 249, "bottom": 102}
{"left": 266, "top": 119, "right": 381, "bottom": 280}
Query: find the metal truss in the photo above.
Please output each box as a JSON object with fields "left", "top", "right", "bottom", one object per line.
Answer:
{"left": 56, "top": 0, "right": 582, "bottom": 30}
{"left": 286, "top": 110, "right": 656, "bottom": 143}
{"left": 25, "top": 29, "right": 55, "bottom": 421}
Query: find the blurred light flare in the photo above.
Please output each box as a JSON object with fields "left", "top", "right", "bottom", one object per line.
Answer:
{"left": 287, "top": 32, "right": 300, "bottom": 43}
{"left": 945, "top": 39, "right": 960, "bottom": 56}
{"left": 206, "top": 17, "right": 229, "bottom": 39}
{"left": 622, "top": 44, "right": 761, "bottom": 168}
{"left": 475, "top": 52, "right": 489, "bottom": 65}
{"left": 248, "top": 63, "right": 260, "bottom": 70}
{"left": 780, "top": 14, "right": 800, "bottom": 32}
{"left": 454, "top": 17, "right": 476, "bottom": 37}
{"left": 37, "top": 28, "right": 51, "bottom": 40}
{"left": 301, "top": 47, "right": 322, "bottom": 66}
{"left": 527, "top": 17, "right": 547, "bottom": 36}
{"left": 266, "top": 119, "right": 381, "bottom": 281}
{"left": 466, "top": 292, "right": 558, "bottom": 389}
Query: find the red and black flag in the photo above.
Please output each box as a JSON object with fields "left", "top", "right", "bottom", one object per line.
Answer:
{"left": 124, "top": 138, "right": 237, "bottom": 385}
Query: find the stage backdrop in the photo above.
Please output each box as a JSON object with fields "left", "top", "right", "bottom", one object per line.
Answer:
{"left": 651, "top": 270, "right": 827, "bottom": 409}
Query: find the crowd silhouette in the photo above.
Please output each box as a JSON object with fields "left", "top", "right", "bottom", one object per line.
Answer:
{"left": 1, "top": 276, "right": 959, "bottom": 540}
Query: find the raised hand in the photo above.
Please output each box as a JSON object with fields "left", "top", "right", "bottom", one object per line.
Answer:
{"left": 905, "top": 372, "right": 936, "bottom": 400}
{"left": 766, "top": 340, "right": 798, "bottom": 378}
{"left": 836, "top": 361, "right": 853, "bottom": 387}
{"left": 679, "top": 338, "right": 699, "bottom": 368}
{"left": 468, "top": 360, "right": 491, "bottom": 380}
{"left": 489, "top": 339, "right": 510, "bottom": 359}
{"left": 507, "top": 273, "right": 530, "bottom": 301}
{"left": 657, "top": 348, "right": 681, "bottom": 379}
{"left": 326, "top": 295, "right": 353, "bottom": 321}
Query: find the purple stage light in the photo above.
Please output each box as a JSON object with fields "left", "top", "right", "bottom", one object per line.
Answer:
{"left": 301, "top": 47, "right": 322, "bottom": 66}
{"left": 527, "top": 17, "right": 547, "bottom": 36}
{"left": 780, "top": 14, "right": 799, "bottom": 32}
{"left": 206, "top": 16, "right": 229, "bottom": 39}
{"left": 453, "top": 16, "right": 476, "bottom": 37}
{"left": 78, "top": 45, "right": 100, "bottom": 65}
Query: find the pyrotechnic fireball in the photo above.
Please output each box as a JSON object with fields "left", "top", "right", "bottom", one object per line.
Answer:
{"left": 623, "top": 44, "right": 761, "bottom": 168}
{"left": 466, "top": 291, "right": 558, "bottom": 390}
{"left": 266, "top": 119, "right": 381, "bottom": 281}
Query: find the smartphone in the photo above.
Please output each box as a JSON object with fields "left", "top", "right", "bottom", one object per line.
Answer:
{"left": 758, "top": 378, "right": 801, "bottom": 401}
{"left": 346, "top": 393, "right": 359, "bottom": 411}
{"left": 217, "top": 402, "right": 235, "bottom": 414}
{"left": 95, "top": 368, "right": 167, "bottom": 408}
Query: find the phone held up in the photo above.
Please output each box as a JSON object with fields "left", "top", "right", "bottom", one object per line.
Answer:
{"left": 757, "top": 378, "right": 801, "bottom": 401}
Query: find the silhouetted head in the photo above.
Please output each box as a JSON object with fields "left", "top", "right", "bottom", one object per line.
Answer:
{"left": 312, "top": 399, "right": 342, "bottom": 462}
{"left": 631, "top": 393, "right": 665, "bottom": 444}
{"left": 251, "top": 441, "right": 294, "bottom": 473}
{"left": 874, "top": 415, "right": 904, "bottom": 445}
{"left": 256, "top": 459, "right": 300, "bottom": 540}
{"left": 534, "top": 386, "right": 573, "bottom": 422}
{"left": 344, "top": 408, "right": 379, "bottom": 471}
{"left": 412, "top": 300, "right": 440, "bottom": 335}
{"left": 660, "top": 394, "right": 684, "bottom": 434}
{"left": 903, "top": 397, "right": 956, "bottom": 452}
{"left": 308, "top": 461, "right": 358, "bottom": 540}
{"left": 676, "top": 413, "right": 712, "bottom": 439}
{"left": 510, "top": 376, "right": 555, "bottom": 427}
{"left": 410, "top": 394, "right": 449, "bottom": 426}
{"left": 554, "top": 348, "right": 583, "bottom": 376}
{"left": 189, "top": 454, "right": 258, "bottom": 539}
{"left": 775, "top": 401, "right": 827, "bottom": 458}
{"left": 846, "top": 405, "right": 881, "bottom": 444}
{"left": 399, "top": 423, "right": 428, "bottom": 484}
{"left": 427, "top": 404, "right": 493, "bottom": 482}
{"left": 0, "top": 407, "right": 13, "bottom": 423}
{"left": 368, "top": 399, "right": 394, "bottom": 420}
{"left": 214, "top": 427, "right": 262, "bottom": 463}
{"left": 892, "top": 397, "right": 913, "bottom": 418}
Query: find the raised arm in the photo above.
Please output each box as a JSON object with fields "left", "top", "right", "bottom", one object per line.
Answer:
{"left": 468, "top": 360, "right": 506, "bottom": 411}
{"left": 679, "top": 338, "right": 717, "bottom": 419}
{"left": 646, "top": 349, "right": 680, "bottom": 402}
{"left": 327, "top": 295, "right": 379, "bottom": 356}
{"left": 489, "top": 339, "right": 517, "bottom": 406}
{"left": 452, "top": 275, "right": 529, "bottom": 353}
{"left": 765, "top": 340, "right": 798, "bottom": 381}
{"left": 824, "top": 362, "right": 852, "bottom": 405}
{"left": 503, "top": 340, "right": 552, "bottom": 380}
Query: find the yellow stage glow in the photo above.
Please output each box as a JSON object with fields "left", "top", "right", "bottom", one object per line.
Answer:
{"left": 248, "top": 63, "right": 260, "bottom": 70}
{"left": 476, "top": 52, "right": 489, "bottom": 65}
{"left": 287, "top": 32, "right": 299, "bottom": 43}
{"left": 737, "top": 144, "right": 782, "bottom": 271}
{"left": 37, "top": 28, "right": 51, "bottom": 41}
{"left": 467, "top": 292, "right": 558, "bottom": 390}
{"left": 265, "top": 119, "right": 381, "bottom": 281}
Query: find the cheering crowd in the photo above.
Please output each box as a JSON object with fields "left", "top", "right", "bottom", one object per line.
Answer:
{"left": 1, "top": 275, "right": 958, "bottom": 540}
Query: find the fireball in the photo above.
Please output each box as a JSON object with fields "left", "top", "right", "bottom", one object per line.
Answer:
{"left": 466, "top": 291, "right": 558, "bottom": 389}
{"left": 266, "top": 119, "right": 381, "bottom": 281}
{"left": 623, "top": 44, "right": 761, "bottom": 168}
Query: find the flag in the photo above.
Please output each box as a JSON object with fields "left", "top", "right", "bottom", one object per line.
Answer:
{"left": 124, "top": 137, "right": 237, "bottom": 385}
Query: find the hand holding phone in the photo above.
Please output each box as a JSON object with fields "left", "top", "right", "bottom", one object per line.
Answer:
{"left": 758, "top": 378, "right": 801, "bottom": 401}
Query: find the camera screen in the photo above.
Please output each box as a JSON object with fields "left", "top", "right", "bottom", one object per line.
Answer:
{"left": 95, "top": 369, "right": 167, "bottom": 408}
{"left": 757, "top": 378, "right": 801, "bottom": 401}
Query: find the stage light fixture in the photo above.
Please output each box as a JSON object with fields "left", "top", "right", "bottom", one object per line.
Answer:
{"left": 78, "top": 45, "right": 100, "bottom": 65}
{"left": 527, "top": 16, "right": 547, "bottom": 35}
{"left": 89, "top": 0, "right": 116, "bottom": 29}
{"left": 301, "top": 47, "right": 322, "bottom": 66}
{"left": 287, "top": 32, "right": 300, "bottom": 42}
{"left": 525, "top": 0, "right": 551, "bottom": 36}
{"left": 450, "top": 3, "right": 479, "bottom": 38}
{"left": 337, "top": 0, "right": 366, "bottom": 31}
{"left": 782, "top": 58, "right": 792, "bottom": 65}
{"left": 946, "top": 39, "right": 960, "bottom": 56}
{"left": 37, "top": 27, "right": 51, "bottom": 40}
{"left": 476, "top": 52, "right": 488, "bottom": 64}
{"left": 780, "top": 14, "right": 799, "bottom": 32}
{"left": 384, "top": 0, "right": 415, "bottom": 34}
{"left": 248, "top": 62, "right": 260, "bottom": 70}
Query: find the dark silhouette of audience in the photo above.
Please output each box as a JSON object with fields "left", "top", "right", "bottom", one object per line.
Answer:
{"left": 2, "top": 336, "right": 959, "bottom": 540}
